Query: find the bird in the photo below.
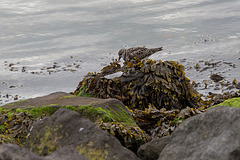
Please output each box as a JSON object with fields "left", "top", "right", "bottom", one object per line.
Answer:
{"left": 118, "top": 46, "right": 163, "bottom": 61}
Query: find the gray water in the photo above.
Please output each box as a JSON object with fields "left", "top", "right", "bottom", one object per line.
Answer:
{"left": 1, "top": 0, "right": 240, "bottom": 105}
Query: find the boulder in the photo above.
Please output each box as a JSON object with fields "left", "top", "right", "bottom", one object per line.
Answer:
{"left": 46, "top": 146, "right": 88, "bottom": 160}
{"left": 0, "top": 92, "right": 148, "bottom": 151}
{"left": 228, "top": 147, "right": 240, "bottom": 160}
{"left": 24, "top": 108, "right": 140, "bottom": 160}
{"left": 0, "top": 144, "right": 43, "bottom": 160}
{"left": 157, "top": 106, "right": 240, "bottom": 160}
{"left": 0, "top": 144, "right": 88, "bottom": 160}
{"left": 137, "top": 136, "right": 170, "bottom": 160}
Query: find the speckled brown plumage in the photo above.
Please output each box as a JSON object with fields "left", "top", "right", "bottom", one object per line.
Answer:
{"left": 118, "top": 46, "right": 163, "bottom": 61}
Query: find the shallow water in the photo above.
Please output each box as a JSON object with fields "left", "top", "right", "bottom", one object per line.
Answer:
{"left": 0, "top": 0, "right": 240, "bottom": 105}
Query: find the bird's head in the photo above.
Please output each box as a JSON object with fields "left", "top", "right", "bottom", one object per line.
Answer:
{"left": 118, "top": 48, "right": 127, "bottom": 60}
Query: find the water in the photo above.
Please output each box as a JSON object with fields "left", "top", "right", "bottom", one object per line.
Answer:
{"left": 1, "top": 0, "right": 240, "bottom": 105}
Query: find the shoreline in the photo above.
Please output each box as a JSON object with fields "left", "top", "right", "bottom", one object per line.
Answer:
{"left": 1, "top": 54, "right": 239, "bottom": 106}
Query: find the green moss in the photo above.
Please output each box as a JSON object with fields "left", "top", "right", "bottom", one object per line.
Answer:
{"left": 61, "top": 105, "right": 77, "bottom": 111}
{"left": 2, "top": 104, "right": 136, "bottom": 126}
{"left": 6, "top": 110, "right": 14, "bottom": 117}
{"left": 77, "top": 85, "right": 94, "bottom": 97}
{"left": 69, "top": 105, "right": 108, "bottom": 122}
{"left": 28, "top": 107, "right": 58, "bottom": 118}
{"left": 67, "top": 105, "right": 137, "bottom": 126}
{"left": 0, "top": 125, "right": 6, "bottom": 132}
{"left": 173, "top": 118, "right": 180, "bottom": 123}
{"left": 209, "top": 97, "right": 240, "bottom": 109}
{"left": 60, "top": 104, "right": 136, "bottom": 126}
{"left": 16, "top": 106, "right": 58, "bottom": 118}
{"left": 0, "top": 108, "right": 13, "bottom": 116}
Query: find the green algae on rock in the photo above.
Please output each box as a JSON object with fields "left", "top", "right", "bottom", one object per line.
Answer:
{"left": 209, "top": 97, "right": 240, "bottom": 109}
{"left": 0, "top": 92, "right": 148, "bottom": 152}
{"left": 24, "top": 108, "right": 140, "bottom": 160}
{"left": 63, "top": 104, "right": 137, "bottom": 126}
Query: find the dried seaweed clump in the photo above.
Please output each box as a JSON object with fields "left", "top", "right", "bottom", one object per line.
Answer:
{"left": 75, "top": 59, "right": 201, "bottom": 110}
{"left": 96, "top": 119, "right": 150, "bottom": 153}
{"left": 131, "top": 104, "right": 203, "bottom": 139}
{"left": 0, "top": 110, "right": 34, "bottom": 145}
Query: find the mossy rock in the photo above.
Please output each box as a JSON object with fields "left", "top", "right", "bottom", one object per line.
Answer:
{"left": 0, "top": 92, "right": 148, "bottom": 150}
{"left": 24, "top": 108, "right": 140, "bottom": 160}
{"left": 209, "top": 97, "right": 240, "bottom": 109}
{"left": 1, "top": 92, "right": 135, "bottom": 125}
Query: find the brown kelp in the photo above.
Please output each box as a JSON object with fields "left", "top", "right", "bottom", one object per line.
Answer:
{"left": 96, "top": 119, "right": 150, "bottom": 153}
{"left": 74, "top": 58, "right": 202, "bottom": 110}
{"left": 0, "top": 109, "right": 34, "bottom": 145}
{"left": 130, "top": 104, "right": 202, "bottom": 138}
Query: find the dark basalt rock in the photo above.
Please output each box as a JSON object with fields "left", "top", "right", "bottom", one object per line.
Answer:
{"left": 229, "top": 147, "right": 240, "bottom": 160}
{"left": 46, "top": 146, "right": 88, "bottom": 160}
{"left": 157, "top": 106, "right": 240, "bottom": 160}
{"left": 0, "top": 92, "right": 148, "bottom": 154}
{"left": 136, "top": 106, "right": 240, "bottom": 160}
{"left": 0, "top": 144, "right": 43, "bottom": 160}
{"left": 137, "top": 136, "right": 170, "bottom": 160}
{"left": 0, "top": 144, "right": 88, "bottom": 160}
{"left": 24, "top": 108, "right": 140, "bottom": 160}
{"left": 74, "top": 59, "right": 202, "bottom": 111}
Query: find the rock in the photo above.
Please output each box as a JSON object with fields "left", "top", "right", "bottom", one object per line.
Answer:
{"left": 1, "top": 91, "right": 137, "bottom": 128}
{"left": 1, "top": 92, "right": 149, "bottom": 151}
{"left": 0, "top": 144, "right": 43, "bottom": 160}
{"left": 137, "top": 136, "right": 170, "bottom": 160}
{"left": 228, "top": 147, "right": 240, "bottom": 160}
{"left": 46, "top": 146, "right": 88, "bottom": 160}
{"left": 158, "top": 106, "right": 240, "bottom": 160}
{"left": 0, "top": 144, "right": 88, "bottom": 160}
{"left": 24, "top": 108, "right": 140, "bottom": 160}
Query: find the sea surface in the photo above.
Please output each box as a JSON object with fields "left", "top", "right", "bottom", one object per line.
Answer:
{"left": 0, "top": 0, "right": 240, "bottom": 105}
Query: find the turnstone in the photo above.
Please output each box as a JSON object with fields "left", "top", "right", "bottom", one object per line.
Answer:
{"left": 118, "top": 46, "right": 163, "bottom": 61}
